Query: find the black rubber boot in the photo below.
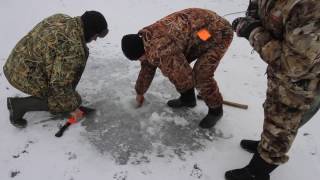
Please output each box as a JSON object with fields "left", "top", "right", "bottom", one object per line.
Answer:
{"left": 199, "top": 106, "right": 223, "bottom": 129}
{"left": 167, "top": 89, "right": 196, "bottom": 108}
{"left": 225, "top": 153, "right": 278, "bottom": 180}
{"left": 7, "top": 96, "right": 49, "bottom": 128}
{"left": 240, "top": 139, "right": 259, "bottom": 154}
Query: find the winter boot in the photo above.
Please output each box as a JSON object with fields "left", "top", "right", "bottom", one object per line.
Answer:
{"left": 225, "top": 153, "right": 278, "bottom": 180}
{"left": 7, "top": 96, "right": 49, "bottom": 128}
{"left": 199, "top": 106, "right": 223, "bottom": 129}
{"left": 240, "top": 139, "right": 260, "bottom": 154}
{"left": 167, "top": 89, "right": 196, "bottom": 108}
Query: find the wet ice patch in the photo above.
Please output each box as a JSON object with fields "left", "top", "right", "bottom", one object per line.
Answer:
{"left": 81, "top": 93, "right": 232, "bottom": 165}
{"left": 78, "top": 58, "right": 232, "bottom": 165}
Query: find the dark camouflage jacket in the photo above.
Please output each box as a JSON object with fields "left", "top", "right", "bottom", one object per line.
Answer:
{"left": 249, "top": 0, "right": 320, "bottom": 106}
{"left": 3, "top": 14, "right": 88, "bottom": 113}
{"left": 135, "top": 8, "right": 232, "bottom": 95}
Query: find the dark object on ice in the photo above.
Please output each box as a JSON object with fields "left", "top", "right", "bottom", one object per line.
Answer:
{"left": 121, "top": 34, "right": 145, "bottom": 60}
{"left": 12, "top": 155, "right": 20, "bottom": 159}
{"left": 303, "top": 133, "right": 310, "bottom": 136}
{"left": 167, "top": 89, "right": 196, "bottom": 108}
{"left": 55, "top": 106, "right": 95, "bottom": 137}
{"left": 7, "top": 96, "right": 48, "bottom": 128}
{"left": 225, "top": 153, "right": 278, "bottom": 180}
{"left": 199, "top": 106, "right": 223, "bottom": 129}
{"left": 10, "top": 170, "right": 20, "bottom": 178}
{"left": 241, "top": 139, "right": 259, "bottom": 154}
{"left": 12, "top": 150, "right": 29, "bottom": 159}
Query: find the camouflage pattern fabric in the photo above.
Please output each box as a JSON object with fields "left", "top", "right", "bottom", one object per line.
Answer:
{"left": 3, "top": 14, "right": 88, "bottom": 113}
{"left": 135, "top": 8, "right": 233, "bottom": 108}
{"left": 247, "top": 0, "right": 320, "bottom": 164}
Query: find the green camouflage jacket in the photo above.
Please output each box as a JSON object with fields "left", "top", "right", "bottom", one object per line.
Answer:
{"left": 3, "top": 14, "right": 88, "bottom": 113}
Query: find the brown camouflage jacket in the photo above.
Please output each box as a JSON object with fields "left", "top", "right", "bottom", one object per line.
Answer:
{"left": 135, "top": 8, "right": 232, "bottom": 95}
{"left": 249, "top": 0, "right": 320, "bottom": 99}
{"left": 3, "top": 14, "right": 88, "bottom": 113}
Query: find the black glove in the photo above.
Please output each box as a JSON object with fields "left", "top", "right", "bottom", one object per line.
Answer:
{"left": 246, "top": 0, "right": 259, "bottom": 19}
{"left": 232, "top": 17, "right": 261, "bottom": 39}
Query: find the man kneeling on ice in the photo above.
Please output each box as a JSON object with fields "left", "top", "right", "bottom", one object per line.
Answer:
{"left": 3, "top": 11, "right": 109, "bottom": 128}
{"left": 121, "top": 8, "right": 233, "bottom": 129}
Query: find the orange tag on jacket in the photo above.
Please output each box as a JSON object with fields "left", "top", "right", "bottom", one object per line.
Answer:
{"left": 197, "top": 29, "right": 211, "bottom": 41}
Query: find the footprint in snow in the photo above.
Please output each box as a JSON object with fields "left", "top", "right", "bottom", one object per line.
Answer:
{"left": 66, "top": 152, "right": 77, "bottom": 160}
{"left": 113, "top": 171, "right": 128, "bottom": 180}
{"left": 10, "top": 170, "right": 20, "bottom": 178}
{"left": 12, "top": 140, "right": 34, "bottom": 159}
{"left": 190, "top": 164, "right": 202, "bottom": 179}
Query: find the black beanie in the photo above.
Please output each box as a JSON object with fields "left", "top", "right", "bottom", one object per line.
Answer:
{"left": 121, "top": 34, "right": 145, "bottom": 60}
{"left": 81, "top": 11, "right": 108, "bottom": 42}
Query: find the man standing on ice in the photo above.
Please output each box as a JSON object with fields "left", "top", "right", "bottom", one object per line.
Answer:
{"left": 121, "top": 8, "right": 233, "bottom": 129}
{"left": 3, "top": 11, "right": 109, "bottom": 128}
{"left": 225, "top": 0, "right": 320, "bottom": 180}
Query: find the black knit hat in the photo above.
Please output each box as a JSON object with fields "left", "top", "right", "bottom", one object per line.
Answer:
{"left": 81, "top": 11, "right": 108, "bottom": 42}
{"left": 121, "top": 34, "right": 145, "bottom": 60}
